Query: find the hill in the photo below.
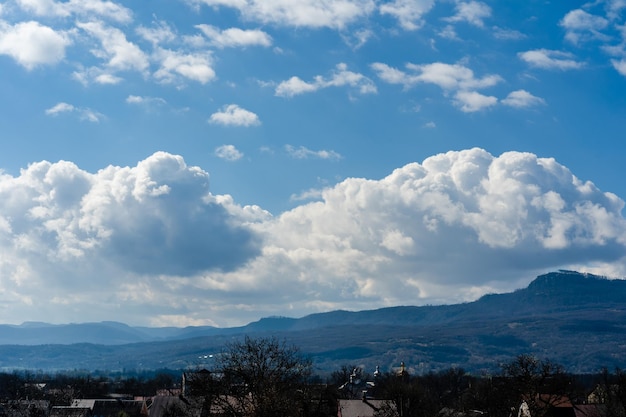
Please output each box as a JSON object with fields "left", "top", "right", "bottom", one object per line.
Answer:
{"left": 0, "top": 270, "right": 625, "bottom": 375}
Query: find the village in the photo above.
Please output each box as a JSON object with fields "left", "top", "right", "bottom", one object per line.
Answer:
{"left": 0, "top": 338, "right": 621, "bottom": 417}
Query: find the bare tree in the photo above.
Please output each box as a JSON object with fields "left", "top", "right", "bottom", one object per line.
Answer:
{"left": 211, "top": 336, "right": 312, "bottom": 417}
{"left": 500, "top": 354, "right": 573, "bottom": 417}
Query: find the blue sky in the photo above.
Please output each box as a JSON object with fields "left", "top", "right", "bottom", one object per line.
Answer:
{"left": 1, "top": 0, "right": 626, "bottom": 327}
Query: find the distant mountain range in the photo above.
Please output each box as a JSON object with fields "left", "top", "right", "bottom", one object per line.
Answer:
{"left": 1, "top": 270, "right": 625, "bottom": 375}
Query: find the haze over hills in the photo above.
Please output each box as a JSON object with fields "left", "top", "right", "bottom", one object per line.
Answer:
{"left": 1, "top": 270, "right": 625, "bottom": 375}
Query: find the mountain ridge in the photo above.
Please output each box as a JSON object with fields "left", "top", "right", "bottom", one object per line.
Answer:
{"left": 1, "top": 270, "right": 625, "bottom": 374}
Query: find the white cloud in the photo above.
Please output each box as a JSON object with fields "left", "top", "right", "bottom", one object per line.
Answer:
{"left": 446, "top": 1, "right": 492, "bottom": 27}
{"left": 285, "top": 145, "right": 342, "bottom": 160}
{"left": 370, "top": 62, "right": 409, "bottom": 85}
{"left": 290, "top": 187, "right": 324, "bottom": 202}
{"left": 71, "top": 66, "right": 123, "bottom": 85}
{"left": 341, "top": 28, "right": 374, "bottom": 49}
{"left": 213, "top": 148, "right": 626, "bottom": 323}
{"left": 195, "top": 25, "right": 272, "bottom": 48}
{"left": 0, "top": 21, "right": 71, "bottom": 70}
{"left": 0, "top": 152, "right": 267, "bottom": 322}
{"left": 492, "top": 26, "right": 526, "bottom": 40}
{"left": 606, "top": 0, "right": 626, "bottom": 20}
{"left": 185, "top": 0, "right": 376, "bottom": 29}
{"left": 209, "top": 104, "right": 260, "bottom": 127}
{"left": 560, "top": 9, "right": 609, "bottom": 44}
{"left": 45, "top": 102, "right": 104, "bottom": 122}
{"left": 275, "top": 63, "right": 376, "bottom": 97}
{"left": 372, "top": 61, "right": 501, "bottom": 90}
{"left": 274, "top": 77, "right": 318, "bottom": 97}
{"left": 0, "top": 150, "right": 625, "bottom": 326}
{"left": 518, "top": 49, "right": 584, "bottom": 70}
{"left": 215, "top": 145, "right": 244, "bottom": 161}
{"left": 501, "top": 90, "right": 546, "bottom": 108}
{"left": 16, "top": 0, "right": 133, "bottom": 23}
{"left": 125, "top": 95, "right": 167, "bottom": 113}
{"left": 136, "top": 20, "right": 177, "bottom": 46}
{"left": 379, "top": 0, "right": 435, "bottom": 31}
{"left": 126, "top": 95, "right": 166, "bottom": 105}
{"left": 454, "top": 90, "right": 497, "bottom": 112}
{"left": 612, "top": 58, "right": 626, "bottom": 75}
{"left": 45, "top": 102, "right": 75, "bottom": 115}
{"left": 438, "top": 24, "right": 458, "bottom": 40}
{"left": 153, "top": 47, "right": 215, "bottom": 84}
{"left": 372, "top": 61, "right": 501, "bottom": 111}
{"left": 76, "top": 21, "right": 149, "bottom": 73}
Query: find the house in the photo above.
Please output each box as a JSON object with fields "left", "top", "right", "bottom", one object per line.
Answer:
{"left": 517, "top": 396, "right": 606, "bottom": 417}
{"left": 147, "top": 396, "right": 201, "bottom": 417}
{"left": 338, "top": 399, "right": 390, "bottom": 417}
{"left": 572, "top": 404, "right": 605, "bottom": 417}
{"left": 147, "top": 394, "right": 250, "bottom": 417}
{"left": 49, "top": 407, "right": 92, "bottom": 417}
{"left": 60, "top": 399, "right": 147, "bottom": 417}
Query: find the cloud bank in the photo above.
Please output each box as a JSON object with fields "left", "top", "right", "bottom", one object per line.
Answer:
{"left": 0, "top": 149, "right": 625, "bottom": 327}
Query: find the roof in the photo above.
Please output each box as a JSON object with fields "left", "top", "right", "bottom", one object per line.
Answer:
{"left": 148, "top": 396, "right": 196, "bottom": 417}
{"left": 338, "top": 399, "right": 389, "bottom": 417}
{"left": 68, "top": 399, "right": 146, "bottom": 417}
{"left": 573, "top": 404, "right": 606, "bottom": 417}
{"left": 50, "top": 407, "right": 92, "bottom": 417}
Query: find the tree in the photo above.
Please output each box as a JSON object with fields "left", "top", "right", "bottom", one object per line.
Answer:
{"left": 499, "top": 354, "right": 574, "bottom": 417}
{"left": 210, "top": 336, "right": 312, "bottom": 417}
{"left": 374, "top": 369, "right": 431, "bottom": 417}
{"left": 598, "top": 367, "right": 626, "bottom": 417}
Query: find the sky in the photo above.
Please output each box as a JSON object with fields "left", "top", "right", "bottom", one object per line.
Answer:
{"left": 1, "top": 0, "right": 626, "bottom": 328}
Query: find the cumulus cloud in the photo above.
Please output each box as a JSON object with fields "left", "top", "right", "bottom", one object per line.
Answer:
{"left": 215, "top": 145, "right": 244, "bottom": 161}
{"left": 16, "top": 0, "right": 133, "bottom": 23}
{"left": 195, "top": 25, "right": 272, "bottom": 48}
{"left": 185, "top": 0, "right": 376, "bottom": 29}
{"left": 0, "top": 152, "right": 266, "bottom": 323}
{"left": 153, "top": 47, "right": 215, "bottom": 84}
{"left": 0, "top": 21, "right": 71, "bottom": 69}
{"left": 518, "top": 49, "right": 585, "bottom": 70}
{"left": 45, "top": 102, "right": 104, "bottom": 122}
{"left": 77, "top": 21, "right": 148, "bottom": 72}
{"left": 379, "top": 0, "right": 435, "bottom": 31}
{"left": 560, "top": 9, "right": 609, "bottom": 44}
{"left": 72, "top": 66, "right": 123, "bottom": 85}
{"left": 492, "top": 26, "right": 526, "bottom": 40}
{"left": 209, "top": 104, "right": 260, "bottom": 126}
{"left": 454, "top": 90, "right": 497, "bottom": 112}
{"left": 446, "top": 1, "right": 492, "bottom": 27}
{"left": 0, "top": 149, "right": 625, "bottom": 326}
{"left": 612, "top": 58, "right": 626, "bottom": 76}
{"left": 372, "top": 61, "right": 501, "bottom": 91}
{"left": 285, "top": 145, "right": 342, "bottom": 160}
{"left": 606, "top": 0, "right": 626, "bottom": 20}
{"left": 501, "top": 90, "right": 546, "bottom": 108}
{"left": 126, "top": 95, "right": 166, "bottom": 106}
{"left": 45, "top": 102, "right": 75, "bottom": 115}
{"left": 136, "top": 20, "right": 177, "bottom": 46}
{"left": 196, "top": 148, "right": 626, "bottom": 324}
{"left": 372, "top": 61, "right": 501, "bottom": 111}
{"left": 275, "top": 63, "right": 377, "bottom": 97}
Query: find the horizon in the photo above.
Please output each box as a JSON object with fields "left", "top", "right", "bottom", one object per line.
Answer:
{"left": 0, "top": 268, "right": 616, "bottom": 328}
{"left": 1, "top": 0, "right": 626, "bottom": 327}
